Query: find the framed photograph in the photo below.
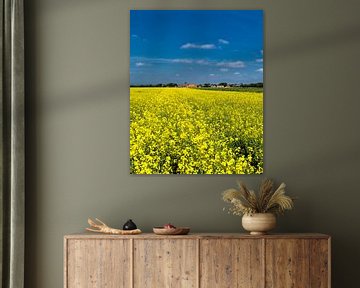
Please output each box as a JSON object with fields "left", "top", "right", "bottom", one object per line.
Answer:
{"left": 130, "top": 10, "right": 263, "bottom": 174}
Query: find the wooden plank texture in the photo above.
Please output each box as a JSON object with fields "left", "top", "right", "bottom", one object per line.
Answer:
{"left": 310, "top": 239, "right": 330, "bottom": 288}
{"left": 265, "top": 239, "right": 310, "bottom": 288}
{"left": 64, "top": 234, "right": 330, "bottom": 288}
{"left": 133, "top": 239, "right": 197, "bottom": 288}
{"left": 200, "top": 239, "right": 264, "bottom": 288}
{"left": 65, "top": 233, "right": 330, "bottom": 240}
{"left": 66, "top": 239, "right": 131, "bottom": 288}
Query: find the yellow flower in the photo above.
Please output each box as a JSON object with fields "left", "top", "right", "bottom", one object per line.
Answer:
{"left": 130, "top": 87, "right": 263, "bottom": 174}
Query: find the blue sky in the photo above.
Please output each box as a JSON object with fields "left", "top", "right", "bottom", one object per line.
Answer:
{"left": 130, "top": 10, "right": 263, "bottom": 85}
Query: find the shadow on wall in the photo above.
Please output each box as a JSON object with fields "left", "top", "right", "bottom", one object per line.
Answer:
{"left": 42, "top": 81, "right": 123, "bottom": 112}
{"left": 23, "top": 1, "right": 360, "bottom": 287}
{"left": 268, "top": 23, "right": 360, "bottom": 59}
{"left": 36, "top": 22, "right": 360, "bottom": 113}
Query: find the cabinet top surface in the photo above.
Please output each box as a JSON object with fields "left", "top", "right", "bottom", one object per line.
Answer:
{"left": 64, "top": 232, "right": 330, "bottom": 240}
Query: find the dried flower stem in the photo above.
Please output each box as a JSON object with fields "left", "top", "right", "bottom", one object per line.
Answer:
{"left": 222, "top": 179, "right": 294, "bottom": 216}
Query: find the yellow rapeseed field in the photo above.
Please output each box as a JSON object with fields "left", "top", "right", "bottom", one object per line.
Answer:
{"left": 130, "top": 88, "right": 263, "bottom": 174}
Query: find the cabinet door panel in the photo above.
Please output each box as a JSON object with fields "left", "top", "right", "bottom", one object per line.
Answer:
{"left": 66, "top": 239, "right": 131, "bottom": 288}
{"left": 200, "top": 239, "right": 264, "bottom": 288}
{"left": 265, "top": 239, "right": 310, "bottom": 288}
{"left": 134, "top": 239, "right": 198, "bottom": 288}
{"left": 310, "top": 239, "right": 330, "bottom": 288}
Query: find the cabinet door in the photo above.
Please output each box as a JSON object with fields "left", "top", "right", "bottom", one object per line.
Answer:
{"left": 66, "top": 239, "right": 131, "bottom": 288}
{"left": 266, "top": 239, "right": 310, "bottom": 288}
{"left": 134, "top": 239, "right": 198, "bottom": 288}
{"left": 309, "top": 239, "right": 330, "bottom": 288}
{"left": 200, "top": 239, "right": 264, "bottom": 288}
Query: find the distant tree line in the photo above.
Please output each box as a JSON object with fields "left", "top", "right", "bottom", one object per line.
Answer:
{"left": 130, "top": 82, "right": 263, "bottom": 88}
{"left": 130, "top": 83, "right": 178, "bottom": 87}
{"left": 201, "top": 82, "right": 263, "bottom": 88}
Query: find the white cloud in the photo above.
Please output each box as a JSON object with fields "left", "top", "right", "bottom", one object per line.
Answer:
{"left": 220, "top": 68, "right": 229, "bottom": 72}
{"left": 209, "top": 74, "right": 216, "bottom": 76}
{"left": 180, "top": 43, "right": 216, "bottom": 49}
{"left": 171, "top": 59, "right": 193, "bottom": 64}
{"left": 196, "top": 59, "right": 210, "bottom": 65}
{"left": 131, "top": 57, "right": 247, "bottom": 69}
{"left": 218, "top": 39, "right": 229, "bottom": 44}
{"left": 256, "top": 58, "right": 263, "bottom": 62}
{"left": 234, "top": 72, "right": 241, "bottom": 75}
{"left": 131, "top": 34, "right": 138, "bottom": 38}
{"left": 257, "top": 68, "right": 263, "bottom": 72}
{"left": 216, "top": 61, "right": 245, "bottom": 68}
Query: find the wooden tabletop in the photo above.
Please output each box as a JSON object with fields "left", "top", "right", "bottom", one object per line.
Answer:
{"left": 65, "top": 232, "right": 330, "bottom": 240}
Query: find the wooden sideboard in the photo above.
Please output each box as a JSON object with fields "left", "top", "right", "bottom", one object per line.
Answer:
{"left": 64, "top": 233, "right": 330, "bottom": 288}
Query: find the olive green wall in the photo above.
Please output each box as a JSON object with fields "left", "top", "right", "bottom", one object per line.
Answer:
{"left": 24, "top": 0, "right": 360, "bottom": 287}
